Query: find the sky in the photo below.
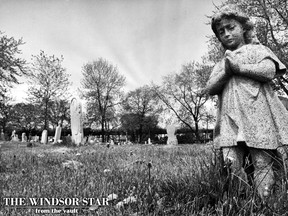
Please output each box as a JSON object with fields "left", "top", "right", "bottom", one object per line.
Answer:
{"left": 0, "top": 0, "right": 223, "bottom": 102}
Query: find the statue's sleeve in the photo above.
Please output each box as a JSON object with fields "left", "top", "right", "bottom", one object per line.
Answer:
{"left": 205, "top": 58, "right": 230, "bottom": 95}
{"left": 261, "top": 46, "right": 286, "bottom": 77}
{"left": 229, "top": 44, "right": 286, "bottom": 82}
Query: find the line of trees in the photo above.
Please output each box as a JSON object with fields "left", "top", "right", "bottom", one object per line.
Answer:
{"left": 121, "top": 85, "right": 162, "bottom": 143}
{"left": 28, "top": 51, "right": 71, "bottom": 130}
{"left": 152, "top": 62, "right": 212, "bottom": 141}
{"left": 81, "top": 58, "right": 126, "bottom": 142}
{"left": 0, "top": 32, "right": 71, "bottom": 136}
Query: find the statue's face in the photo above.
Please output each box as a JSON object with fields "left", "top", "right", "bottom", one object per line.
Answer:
{"left": 216, "top": 18, "right": 245, "bottom": 51}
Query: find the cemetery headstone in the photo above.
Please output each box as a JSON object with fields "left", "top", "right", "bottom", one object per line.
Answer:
{"left": 110, "top": 139, "right": 114, "bottom": 145}
{"left": 88, "top": 136, "right": 95, "bottom": 144}
{"left": 34, "top": 135, "right": 39, "bottom": 142}
{"left": 166, "top": 125, "right": 178, "bottom": 145}
{"left": 11, "top": 130, "right": 16, "bottom": 139}
{"left": 22, "top": 133, "right": 27, "bottom": 142}
{"left": 41, "top": 130, "right": 48, "bottom": 144}
{"left": 11, "top": 130, "right": 15, "bottom": 141}
{"left": 70, "top": 98, "right": 83, "bottom": 145}
{"left": 53, "top": 124, "right": 62, "bottom": 144}
{"left": 1, "top": 129, "right": 5, "bottom": 141}
{"left": 11, "top": 130, "right": 19, "bottom": 142}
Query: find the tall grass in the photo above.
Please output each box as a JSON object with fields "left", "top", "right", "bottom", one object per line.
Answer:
{"left": 0, "top": 142, "right": 288, "bottom": 215}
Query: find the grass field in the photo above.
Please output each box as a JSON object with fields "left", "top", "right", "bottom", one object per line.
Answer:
{"left": 1, "top": 141, "right": 288, "bottom": 215}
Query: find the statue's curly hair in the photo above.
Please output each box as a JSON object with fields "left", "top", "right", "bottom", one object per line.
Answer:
{"left": 211, "top": 4, "right": 259, "bottom": 47}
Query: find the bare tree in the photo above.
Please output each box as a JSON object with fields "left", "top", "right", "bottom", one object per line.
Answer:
{"left": 49, "top": 99, "right": 70, "bottom": 129}
{"left": 153, "top": 62, "right": 211, "bottom": 141}
{"left": 27, "top": 51, "right": 71, "bottom": 130}
{"left": 81, "top": 58, "right": 126, "bottom": 142}
{"left": 0, "top": 31, "right": 27, "bottom": 95}
{"left": 10, "top": 102, "right": 41, "bottom": 133}
{"left": 0, "top": 89, "right": 14, "bottom": 132}
{"left": 122, "top": 85, "right": 161, "bottom": 142}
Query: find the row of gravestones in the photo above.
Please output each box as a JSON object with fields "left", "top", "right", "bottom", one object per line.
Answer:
{"left": 39, "top": 98, "right": 82, "bottom": 145}
{"left": 9, "top": 128, "right": 62, "bottom": 144}
{"left": 6, "top": 95, "right": 288, "bottom": 145}
{"left": 39, "top": 124, "right": 62, "bottom": 144}
{"left": 68, "top": 98, "right": 178, "bottom": 145}
{"left": 143, "top": 125, "right": 178, "bottom": 145}
{"left": 7, "top": 98, "right": 82, "bottom": 145}
{"left": 6, "top": 97, "right": 178, "bottom": 146}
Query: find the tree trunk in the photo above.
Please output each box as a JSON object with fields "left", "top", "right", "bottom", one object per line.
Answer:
{"left": 101, "top": 115, "right": 105, "bottom": 142}
{"left": 1, "top": 121, "right": 6, "bottom": 133}
{"left": 44, "top": 99, "right": 48, "bottom": 130}
{"left": 105, "top": 120, "right": 110, "bottom": 142}
{"left": 194, "top": 120, "right": 200, "bottom": 143}
{"left": 139, "top": 124, "right": 143, "bottom": 143}
{"left": 205, "top": 120, "right": 208, "bottom": 142}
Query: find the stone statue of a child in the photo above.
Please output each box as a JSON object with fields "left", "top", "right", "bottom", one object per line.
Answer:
{"left": 206, "top": 5, "right": 288, "bottom": 200}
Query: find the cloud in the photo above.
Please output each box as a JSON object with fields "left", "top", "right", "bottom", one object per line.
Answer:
{"left": 1, "top": 0, "right": 222, "bottom": 101}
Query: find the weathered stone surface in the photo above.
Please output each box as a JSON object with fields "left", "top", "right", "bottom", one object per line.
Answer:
{"left": 22, "top": 133, "right": 27, "bottom": 142}
{"left": 166, "top": 125, "right": 178, "bottom": 145}
{"left": 53, "top": 124, "right": 62, "bottom": 144}
{"left": 1, "top": 129, "right": 5, "bottom": 141}
{"left": 70, "top": 98, "right": 83, "bottom": 145}
{"left": 110, "top": 139, "right": 114, "bottom": 145}
{"left": 206, "top": 44, "right": 288, "bottom": 149}
{"left": 11, "top": 130, "right": 19, "bottom": 142}
{"left": 208, "top": 4, "right": 288, "bottom": 202}
{"left": 41, "top": 130, "right": 48, "bottom": 144}
{"left": 33, "top": 135, "right": 40, "bottom": 142}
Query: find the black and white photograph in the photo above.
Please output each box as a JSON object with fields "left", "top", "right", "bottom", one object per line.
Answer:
{"left": 1, "top": 0, "right": 288, "bottom": 215}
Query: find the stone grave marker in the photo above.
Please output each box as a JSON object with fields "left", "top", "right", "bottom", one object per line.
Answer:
{"left": 53, "top": 124, "right": 62, "bottom": 144}
{"left": 41, "top": 130, "right": 48, "bottom": 144}
{"left": 110, "top": 139, "right": 114, "bottom": 145}
{"left": 70, "top": 98, "right": 83, "bottom": 145}
{"left": 34, "top": 135, "right": 39, "bottom": 142}
{"left": 22, "top": 133, "right": 27, "bottom": 142}
{"left": 1, "top": 129, "right": 5, "bottom": 141}
{"left": 166, "top": 125, "right": 178, "bottom": 145}
{"left": 11, "top": 130, "right": 19, "bottom": 141}
{"left": 88, "top": 136, "right": 95, "bottom": 144}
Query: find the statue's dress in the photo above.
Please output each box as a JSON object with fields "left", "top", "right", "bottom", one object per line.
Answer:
{"left": 206, "top": 44, "right": 288, "bottom": 149}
